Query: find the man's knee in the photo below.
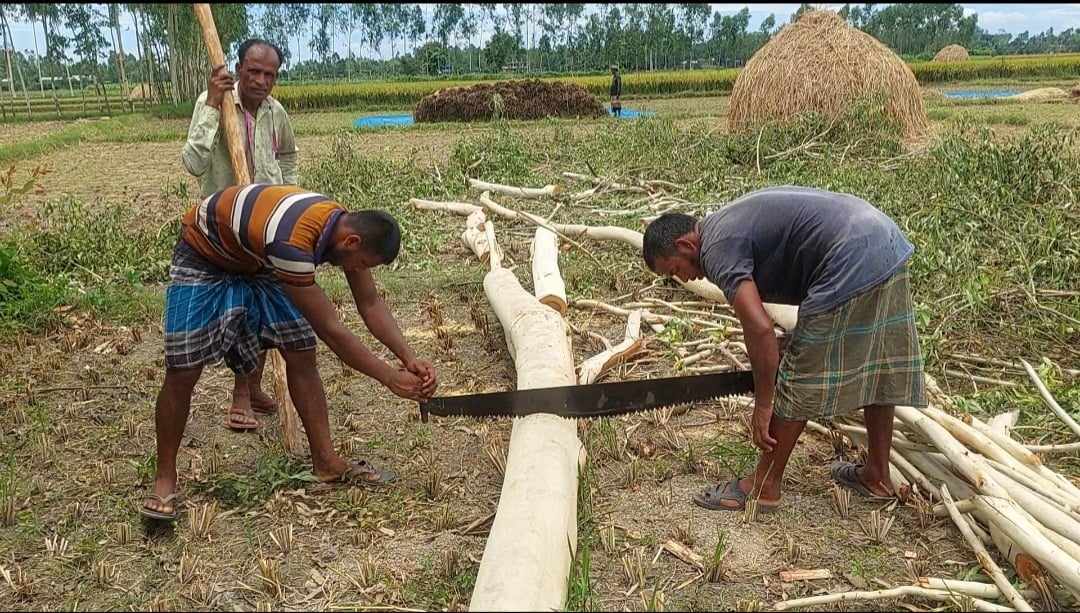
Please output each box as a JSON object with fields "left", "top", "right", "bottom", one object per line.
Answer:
{"left": 280, "top": 348, "right": 317, "bottom": 372}
{"left": 163, "top": 366, "right": 203, "bottom": 392}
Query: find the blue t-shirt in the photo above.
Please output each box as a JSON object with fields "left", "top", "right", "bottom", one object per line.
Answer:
{"left": 699, "top": 186, "right": 914, "bottom": 317}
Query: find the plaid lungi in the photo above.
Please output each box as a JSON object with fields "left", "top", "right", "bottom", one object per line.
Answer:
{"left": 163, "top": 240, "right": 317, "bottom": 375}
{"left": 773, "top": 266, "right": 927, "bottom": 421}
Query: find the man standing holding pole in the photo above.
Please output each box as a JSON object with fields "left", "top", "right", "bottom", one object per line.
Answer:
{"left": 181, "top": 35, "right": 299, "bottom": 431}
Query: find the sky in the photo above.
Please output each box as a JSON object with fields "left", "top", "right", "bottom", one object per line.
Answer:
{"left": 5, "top": 3, "right": 1080, "bottom": 62}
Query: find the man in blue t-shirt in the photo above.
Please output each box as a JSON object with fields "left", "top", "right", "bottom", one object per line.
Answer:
{"left": 643, "top": 186, "right": 927, "bottom": 513}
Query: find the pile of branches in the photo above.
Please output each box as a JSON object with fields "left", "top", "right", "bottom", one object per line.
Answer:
{"left": 780, "top": 363, "right": 1080, "bottom": 612}
{"left": 414, "top": 79, "right": 605, "bottom": 123}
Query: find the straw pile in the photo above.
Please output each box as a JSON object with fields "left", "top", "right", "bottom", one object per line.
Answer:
{"left": 414, "top": 79, "right": 605, "bottom": 123}
{"left": 934, "top": 44, "right": 970, "bottom": 62}
{"left": 1071, "top": 83, "right": 1080, "bottom": 98}
{"left": 785, "top": 366, "right": 1080, "bottom": 612}
{"left": 728, "top": 9, "right": 929, "bottom": 138}
{"left": 1009, "top": 87, "right": 1069, "bottom": 102}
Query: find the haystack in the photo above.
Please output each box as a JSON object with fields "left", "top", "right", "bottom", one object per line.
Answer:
{"left": 1069, "top": 82, "right": 1080, "bottom": 98}
{"left": 1008, "top": 87, "right": 1069, "bottom": 102}
{"left": 933, "top": 44, "right": 970, "bottom": 62}
{"left": 128, "top": 83, "right": 151, "bottom": 100}
{"left": 414, "top": 79, "right": 605, "bottom": 123}
{"left": 728, "top": 10, "right": 928, "bottom": 138}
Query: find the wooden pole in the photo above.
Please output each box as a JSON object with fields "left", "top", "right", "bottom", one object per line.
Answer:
{"left": 193, "top": 4, "right": 303, "bottom": 455}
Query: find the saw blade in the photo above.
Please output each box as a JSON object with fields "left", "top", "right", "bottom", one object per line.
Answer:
{"left": 419, "top": 370, "right": 754, "bottom": 422}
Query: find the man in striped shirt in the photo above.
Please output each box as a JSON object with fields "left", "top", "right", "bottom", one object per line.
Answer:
{"left": 142, "top": 184, "right": 437, "bottom": 521}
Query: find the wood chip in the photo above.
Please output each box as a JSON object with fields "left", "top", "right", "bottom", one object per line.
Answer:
{"left": 378, "top": 527, "right": 395, "bottom": 537}
{"left": 903, "top": 551, "right": 918, "bottom": 559}
{"left": 662, "top": 539, "right": 704, "bottom": 570}
{"left": 780, "top": 569, "right": 832, "bottom": 582}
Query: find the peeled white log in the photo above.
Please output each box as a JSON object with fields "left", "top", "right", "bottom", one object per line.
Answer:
{"left": 916, "top": 578, "right": 1049, "bottom": 603}
{"left": 1020, "top": 358, "right": 1080, "bottom": 439}
{"left": 924, "top": 408, "right": 1062, "bottom": 497}
{"left": 895, "top": 445, "right": 975, "bottom": 499}
{"left": 479, "top": 192, "right": 800, "bottom": 330}
{"left": 940, "top": 484, "right": 1035, "bottom": 612}
{"left": 981, "top": 463, "right": 1080, "bottom": 548}
{"left": 577, "top": 310, "right": 645, "bottom": 385}
{"left": 895, "top": 405, "right": 1010, "bottom": 499}
{"left": 411, "top": 197, "right": 482, "bottom": 215}
{"left": 984, "top": 458, "right": 1079, "bottom": 512}
{"left": 891, "top": 448, "right": 942, "bottom": 501}
{"left": 462, "top": 210, "right": 491, "bottom": 261}
{"left": 468, "top": 177, "right": 562, "bottom": 199}
{"left": 680, "top": 278, "right": 799, "bottom": 331}
{"left": 478, "top": 191, "right": 644, "bottom": 248}
{"left": 772, "top": 586, "right": 1014, "bottom": 612}
{"left": 964, "top": 413, "right": 1041, "bottom": 467}
{"left": 973, "top": 494, "right": 1080, "bottom": 595}
{"left": 530, "top": 227, "right": 567, "bottom": 314}
{"left": 470, "top": 267, "right": 581, "bottom": 611}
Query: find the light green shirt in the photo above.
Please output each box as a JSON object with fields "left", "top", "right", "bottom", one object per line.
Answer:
{"left": 181, "top": 83, "right": 299, "bottom": 198}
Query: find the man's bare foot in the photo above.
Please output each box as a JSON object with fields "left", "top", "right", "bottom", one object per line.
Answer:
{"left": 250, "top": 387, "right": 277, "bottom": 415}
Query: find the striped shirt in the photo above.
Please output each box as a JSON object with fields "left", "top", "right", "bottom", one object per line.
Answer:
{"left": 180, "top": 184, "right": 345, "bottom": 286}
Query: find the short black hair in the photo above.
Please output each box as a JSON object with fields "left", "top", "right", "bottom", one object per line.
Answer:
{"left": 238, "top": 38, "right": 285, "bottom": 67}
{"left": 341, "top": 210, "right": 402, "bottom": 265}
{"left": 642, "top": 213, "right": 698, "bottom": 271}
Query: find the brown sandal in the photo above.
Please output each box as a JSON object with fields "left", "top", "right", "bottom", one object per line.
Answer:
{"left": 318, "top": 460, "right": 398, "bottom": 487}
{"left": 140, "top": 492, "right": 183, "bottom": 521}
{"left": 225, "top": 411, "right": 258, "bottom": 432}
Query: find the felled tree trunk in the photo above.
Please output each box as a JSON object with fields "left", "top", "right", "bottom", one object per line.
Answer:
{"left": 469, "top": 224, "right": 582, "bottom": 611}
{"left": 531, "top": 227, "right": 567, "bottom": 314}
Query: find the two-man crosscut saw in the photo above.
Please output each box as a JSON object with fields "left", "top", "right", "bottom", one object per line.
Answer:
{"left": 419, "top": 370, "right": 754, "bottom": 422}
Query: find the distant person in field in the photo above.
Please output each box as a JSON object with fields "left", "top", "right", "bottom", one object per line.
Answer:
{"left": 181, "top": 38, "right": 300, "bottom": 432}
{"left": 642, "top": 186, "right": 926, "bottom": 513}
{"left": 141, "top": 184, "right": 438, "bottom": 521}
{"left": 610, "top": 65, "right": 622, "bottom": 117}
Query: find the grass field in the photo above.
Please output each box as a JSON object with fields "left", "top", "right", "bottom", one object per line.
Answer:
{"left": 0, "top": 84, "right": 1078, "bottom": 611}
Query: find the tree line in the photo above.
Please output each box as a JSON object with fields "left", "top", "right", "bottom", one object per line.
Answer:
{"left": 2, "top": 3, "right": 1079, "bottom": 110}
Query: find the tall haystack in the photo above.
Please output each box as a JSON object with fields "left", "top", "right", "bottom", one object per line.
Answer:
{"left": 728, "top": 10, "right": 928, "bottom": 138}
{"left": 933, "top": 44, "right": 970, "bottom": 62}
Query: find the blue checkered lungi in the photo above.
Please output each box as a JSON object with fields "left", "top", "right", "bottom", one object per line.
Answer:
{"left": 163, "top": 240, "right": 317, "bottom": 374}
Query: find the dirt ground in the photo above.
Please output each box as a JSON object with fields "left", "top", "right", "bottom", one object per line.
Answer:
{"left": 1, "top": 90, "right": 1075, "bottom": 611}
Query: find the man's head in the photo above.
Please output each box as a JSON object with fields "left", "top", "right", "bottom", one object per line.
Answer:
{"left": 642, "top": 213, "right": 704, "bottom": 283}
{"left": 236, "top": 39, "right": 284, "bottom": 106}
{"left": 611, "top": 65, "right": 619, "bottom": 74}
{"left": 326, "top": 210, "right": 402, "bottom": 272}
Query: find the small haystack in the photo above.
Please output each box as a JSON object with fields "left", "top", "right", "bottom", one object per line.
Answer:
{"left": 933, "top": 44, "right": 970, "bottom": 62}
{"left": 128, "top": 83, "right": 152, "bottom": 100}
{"left": 1008, "top": 87, "right": 1069, "bottom": 102}
{"left": 728, "top": 10, "right": 928, "bottom": 138}
{"left": 1069, "top": 82, "right": 1080, "bottom": 98}
{"left": 414, "top": 79, "right": 605, "bottom": 123}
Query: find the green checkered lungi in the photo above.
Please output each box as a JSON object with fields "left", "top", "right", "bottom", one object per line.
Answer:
{"left": 773, "top": 266, "right": 927, "bottom": 421}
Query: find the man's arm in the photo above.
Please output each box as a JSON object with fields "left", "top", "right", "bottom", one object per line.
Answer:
{"left": 281, "top": 282, "right": 426, "bottom": 400}
{"left": 276, "top": 105, "right": 299, "bottom": 185}
{"left": 181, "top": 93, "right": 219, "bottom": 178}
{"left": 731, "top": 279, "right": 780, "bottom": 452}
{"left": 345, "top": 267, "right": 415, "bottom": 364}
{"left": 345, "top": 267, "right": 437, "bottom": 396}
{"left": 181, "top": 65, "right": 234, "bottom": 177}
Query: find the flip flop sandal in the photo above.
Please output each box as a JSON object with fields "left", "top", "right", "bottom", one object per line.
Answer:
{"left": 830, "top": 461, "right": 893, "bottom": 499}
{"left": 140, "top": 492, "right": 183, "bottom": 521}
{"left": 225, "top": 411, "right": 259, "bottom": 432}
{"left": 319, "top": 460, "right": 398, "bottom": 487}
{"left": 693, "top": 478, "right": 781, "bottom": 513}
